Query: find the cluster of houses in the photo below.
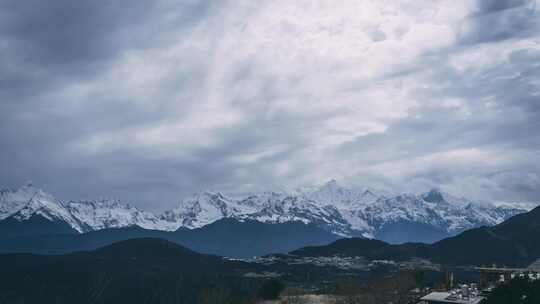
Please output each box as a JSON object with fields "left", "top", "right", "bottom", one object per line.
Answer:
{"left": 418, "top": 258, "right": 540, "bottom": 304}
{"left": 418, "top": 284, "right": 483, "bottom": 304}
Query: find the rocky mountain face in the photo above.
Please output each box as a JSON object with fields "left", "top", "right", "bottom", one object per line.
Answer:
{"left": 0, "top": 181, "right": 530, "bottom": 243}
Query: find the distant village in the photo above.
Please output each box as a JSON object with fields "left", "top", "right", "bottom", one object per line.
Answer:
{"left": 245, "top": 255, "right": 540, "bottom": 304}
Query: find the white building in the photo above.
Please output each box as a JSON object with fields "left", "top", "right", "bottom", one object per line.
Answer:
{"left": 418, "top": 285, "right": 484, "bottom": 304}
{"left": 418, "top": 292, "right": 484, "bottom": 304}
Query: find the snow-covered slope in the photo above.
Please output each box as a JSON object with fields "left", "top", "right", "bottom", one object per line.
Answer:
{"left": 0, "top": 181, "right": 531, "bottom": 242}
{"left": 356, "top": 189, "right": 524, "bottom": 238}
{"left": 0, "top": 183, "right": 177, "bottom": 233}
{"left": 236, "top": 191, "right": 354, "bottom": 236}
{"left": 159, "top": 191, "right": 253, "bottom": 230}
{"left": 65, "top": 199, "right": 177, "bottom": 232}
{"left": 0, "top": 182, "right": 85, "bottom": 232}
{"left": 165, "top": 181, "right": 528, "bottom": 239}
{"left": 0, "top": 182, "right": 48, "bottom": 220}
{"left": 11, "top": 198, "right": 78, "bottom": 228}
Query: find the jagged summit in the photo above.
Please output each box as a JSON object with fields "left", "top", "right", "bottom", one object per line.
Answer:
{"left": 159, "top": 190, "right": 254, "bottom": 230}
{"left": 423, "top": 188, "right": 445, "bottom": 203}
{"left": 1, "top": 182, "right": 63, "bottom": 220}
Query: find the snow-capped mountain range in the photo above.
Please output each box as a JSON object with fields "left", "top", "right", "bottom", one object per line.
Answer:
{"left": 0, "top": 183, "right": 176, "bottom": 233}
{"left": 0, "top": 181, "right": 531, "bottom": 242}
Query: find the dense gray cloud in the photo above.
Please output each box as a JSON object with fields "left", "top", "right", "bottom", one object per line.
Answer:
{"left": 1, "top": 0, "right": 539, "bottom": 210}
{"left": 460, "top": 0, "right": 539, "bottom": 44}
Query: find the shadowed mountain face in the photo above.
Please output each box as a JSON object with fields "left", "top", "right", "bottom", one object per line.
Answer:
{"left": 290, "top": 206, "right": 540, "bottom": 267}
{"left": 374, "top": 220, "right": 450, "bottom": 244}
{"left": 291, "top": 237, "right": 388, "bottom": 257}
{"left": 0, "top": 214, "right": 78, "bottom": 239}
{"left": 0, "top": 238, "right": 262, "bottom": 304}
{"left": 0, "top": 218, "right": 339, "bottom": 258}
{"left": 429, "top": 205, "right": 540, "bottom": 266}
{"left": 177, "top": 218, "right": 340, "bottom": 257}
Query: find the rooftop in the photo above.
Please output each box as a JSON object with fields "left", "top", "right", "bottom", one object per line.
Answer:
{"left": 527, "top": 258, "right": 540, "bottom": 272}
{"left": 420, "top": 292, "right": 484, "bottom": 304}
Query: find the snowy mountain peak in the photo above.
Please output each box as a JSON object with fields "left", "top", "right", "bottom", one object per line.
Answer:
{"left": 12, "top": 196, "right": 71, "bottom": 222}
{"left": 1, "top": 183, "right": 178, "bottom": 233}
{"left": 22, "top": 180, "right": 35, "bottom": 189}
{"left": 63, "top": 198, "right": 177, "bottom": 232}
{"left": 305, "top": 180, "right": 361, "bottom": 208}
{"left": 3, "top": 184, "right": 85, "bottom": 232}
{"left": 423, "top": 188, "right": 445, "bottom": 203}
{"left": 161, "top": 191, "right": 246, "bottom": 230}
{"left": 0, "top": 183, "right": 57, "bottom": 221}
{"left": 318, "top": 179, "right": 346, "bottom": 194}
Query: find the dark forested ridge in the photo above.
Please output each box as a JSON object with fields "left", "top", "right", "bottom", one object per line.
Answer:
{"left": 0, "top": 218, "right": 339, "bottom": 258}
{"left": 484, "top": 278, "right": 540, "bottom": 304}
{"left": 0, "top": 238, "right": 266, "bottom": 304}
{"left": 1, "top": 207, "right": 539, "bottom": 304}
{"left": 291, "top": 205, "right": 540, "bottom": 267}
{"left": 291, "top": 237, "right": 389, "bottom": 257}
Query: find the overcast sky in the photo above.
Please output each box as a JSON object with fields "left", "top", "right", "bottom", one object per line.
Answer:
{"left": 1, "top": 0, "right": 539, "bottom": 211}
